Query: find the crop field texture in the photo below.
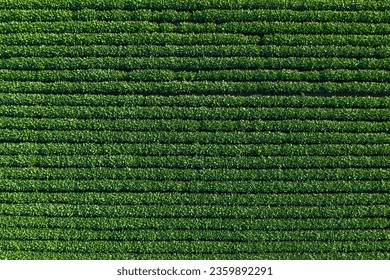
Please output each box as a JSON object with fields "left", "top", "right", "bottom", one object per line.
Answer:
{"left": 0, "top": 0, "right": 389, "bottom": 260}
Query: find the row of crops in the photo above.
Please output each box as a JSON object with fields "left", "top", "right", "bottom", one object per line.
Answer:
{"left": 1, "top": 45, "right": 389, "bottom": 58}
{"left": 2, "top": 69, "right": 390, "bottom": 82}
{"left": 0, "top": 81, "right": 389, "bottom": 95}
{"left": 1, "top": 23, "right": 390, "bottom": 34}
{"left": 0, "top": 0, "right": 389, "bottom": 259}
{"left": 1, "top": 0, "right": 389, "bottom": 11}
{"left": 2, "top": 57, "right": 389, "bottom": 71}
{"left": 1, "top": 11, "right": 390, "bottom": 23}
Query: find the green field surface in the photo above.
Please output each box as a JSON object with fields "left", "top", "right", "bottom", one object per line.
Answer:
{"left": 0, "top": 0, "right": 389, "bottom": 260}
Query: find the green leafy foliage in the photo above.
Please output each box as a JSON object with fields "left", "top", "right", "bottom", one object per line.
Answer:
{"left": 0, "top": 0, "right": 389, "bottom": 260}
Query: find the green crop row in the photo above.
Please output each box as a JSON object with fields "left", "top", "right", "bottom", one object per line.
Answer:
{"left": 1, "top": 106, "right": 387, "bottom": 121}
{"left": 0, "top": 33, "right": 258, "bottom": 46}
{"left": 0, "top": 155, "right": 387, "bottom": 169}
{"left": 1, "top": 45, "right": 388, "bottom": 59}
{"left": 0, "top": 228, "right": 388, "bottom": 242}
{"left": 1, "top": 179, "right": 389, "bottom": 195}
{"left": 1, "top": 9, "right": 389, "bottom": 23}
{"left": 1, "top": 33, "right": 388, "bottom": 46}
{"left": 0, "top": 81, "right": 389, "bottom": 95}
{"left": 264, "top": 34, "right": 390, "bottom": 47}
{"left": 0, "top": 192, "right": 388, "bottom": 207}
{"left": 2, "top": 118, "right": 388, "bottom": 133}
{"left": 1, "top": 251, "right": 387, "bottom": 260}
{"left": 2, "top": 57, "right": 388, "bottom": 71}
{"left": 2, "top": 251, "right": 389, "bottom": 260}
{"left": 2, "top": 69, "right": 389, "bottom": 83}
{"left": 1, "top": 215, "right": 387, "bottom": 231}
{"left": 0, "top": 203, "right": 388, "bottom": 218}
{"left": 1, "top": 21, "right": 389, "bottom": 35}
{"left": 0, "top": 179, "right": 388, "bottom": 194}
{"left": 0, "top": 21, "right": 167, "bottom": 33}
{"left": 190, "top": 9, "right": 390, "bottom": 23}
{"left": 2, "top": 130, "right": 389, "bottom": 145}
{"left": 0, "top": 240, "right": 388, "bottom": 254}
{"left": 177, "top": 22, "right": 390, "bottom": 35}
{"left": 1, "top": 94, "right": 388, "bottom": 108}
{"left": 0, "top": 143, "right": 388, "bottom": 157}
{"left": 0, "top": 9, "right": 190, "bottom": 23}
{"left": 0, "top": 0, "right": 388, "bottom": 11}
{"left": 0, "top": 167, "right": 387, "bottom": 181}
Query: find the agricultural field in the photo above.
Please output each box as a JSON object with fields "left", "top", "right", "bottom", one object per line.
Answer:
{"left": 0, "top": 0, "right": 389, "bottom": 259}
